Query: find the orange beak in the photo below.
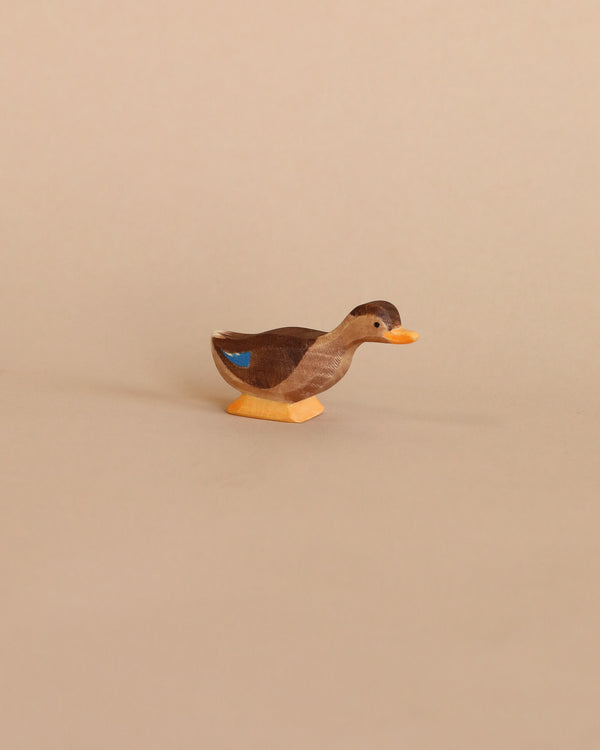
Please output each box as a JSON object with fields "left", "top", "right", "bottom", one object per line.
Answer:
{"left": 382, "top": 327, "right": 420, "bottom": 344}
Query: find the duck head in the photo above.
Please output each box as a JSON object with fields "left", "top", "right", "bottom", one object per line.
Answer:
{"left": 341, "top": 301, "right": 419, "bottom": 345}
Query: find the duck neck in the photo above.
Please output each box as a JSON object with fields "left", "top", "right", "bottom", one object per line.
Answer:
{"left": 327, "top": 316, "right": 365, "bottom": 350}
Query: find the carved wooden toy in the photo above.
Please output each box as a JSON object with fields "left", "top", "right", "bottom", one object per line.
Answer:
{"left": 211, "top": 300, "right": 419, "bottom": 422}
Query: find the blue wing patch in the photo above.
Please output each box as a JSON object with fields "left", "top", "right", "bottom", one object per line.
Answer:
{"left": 223, "top": 350, "right": 251, "bottom": 368}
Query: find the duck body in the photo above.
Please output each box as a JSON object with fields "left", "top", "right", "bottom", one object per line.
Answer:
{"left": 212, "top": 326, "right": 356, "bottom": 403}
{"left": 211, "top": 301, "right": 419, "bottom": 422}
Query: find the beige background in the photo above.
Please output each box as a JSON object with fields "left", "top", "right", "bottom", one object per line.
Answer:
{"left": 2, "top": 1, "right": 600, "bottom": 748}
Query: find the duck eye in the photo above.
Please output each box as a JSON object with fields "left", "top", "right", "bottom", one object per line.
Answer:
{"left": 374, "top": 322, "right": 380, "bottom": 328}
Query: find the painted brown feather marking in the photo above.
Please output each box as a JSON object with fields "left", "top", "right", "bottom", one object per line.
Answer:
{"left": 349, "top": 301, "right": 401, "bottom": 329}
{"left": 212, "top": 327, "right": 325, "bottom": 390}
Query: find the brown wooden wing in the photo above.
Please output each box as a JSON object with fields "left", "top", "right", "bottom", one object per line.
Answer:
{"left": 212, "top": 327, "right": 325, "bottom": 390}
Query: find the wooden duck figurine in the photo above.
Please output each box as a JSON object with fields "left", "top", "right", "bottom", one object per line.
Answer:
{"left": 211, "top": 301, "right": 419, "bottom": 422}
